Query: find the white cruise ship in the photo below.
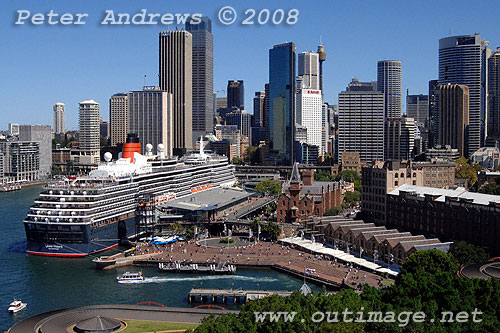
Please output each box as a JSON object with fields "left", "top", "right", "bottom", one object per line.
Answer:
{"left": 23, "top": 135, "right": 235, "bottom": 257}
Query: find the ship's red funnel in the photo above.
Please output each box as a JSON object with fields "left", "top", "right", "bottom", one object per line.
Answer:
{"left": 123, "top": 134, "right": 141, "bottom": 162}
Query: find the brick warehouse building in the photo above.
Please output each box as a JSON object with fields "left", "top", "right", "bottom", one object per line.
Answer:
{"left": 277, "top": 163, "right": 344, "bottom": 223}
{"left": 387, "top": 184, "right": 500, "bottom": 255}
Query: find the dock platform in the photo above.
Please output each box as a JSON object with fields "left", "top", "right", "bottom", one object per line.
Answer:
{"left": 188, "top": 288, "right": 293, "bottom": 304}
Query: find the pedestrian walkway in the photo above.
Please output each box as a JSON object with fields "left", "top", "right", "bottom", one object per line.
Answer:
{"left": 280, "top": 237, "right": 400, "bottom": 277}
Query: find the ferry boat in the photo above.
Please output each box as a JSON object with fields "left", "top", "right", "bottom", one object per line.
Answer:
{"left": 117, "top": 271, "right": 144, "bottom": 283}
{"left": 8, "top": 300, "right": 27, "bottom": 313}
{"left": 23, "top": 135, "right": 235, "bottom": 257}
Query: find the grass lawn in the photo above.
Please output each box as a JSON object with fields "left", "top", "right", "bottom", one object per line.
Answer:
{"left": 121, "top": 320, "right": 199, "bottom": 333}
{"left": 381, "top": 279, "right": 395, "bottom": 287}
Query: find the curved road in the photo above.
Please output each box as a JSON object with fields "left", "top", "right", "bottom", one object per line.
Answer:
{"left": 9, "top": 304, "right": 236, "bottom": 333}
{"left": 461, "top": 261, "right": 500, "bottom": 280}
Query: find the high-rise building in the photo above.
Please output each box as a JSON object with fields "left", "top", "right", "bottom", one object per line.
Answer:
{"left": 377, "top": 60, "right": 402, "bottom": 118}
{"left": 78, "top": 100, "right": 100, "bottom": 165}
{"left": 487, "top": 49, "right": 500, "bottom": 141}
{"left": 0, "top": 141, "right": 40, "bottom": 183}
{"left": 253, "top": 91, "right": 265, "bottom": 127}
{"left": 53, "top": 103, "right": 65, "bottom": 134}
{"left": 269, "top": 42, "right": 296, "bottom": 163}
{"left": 385, "top": 117, "right": 416, "bottom": 160}
{"left": 428, "top": 79, "right": 440, "bottom": 147}
{"left": 19, "top": 125, "right": 52, "bottom": 177}
{"left": 109, "top": 93, "right": 128, "bottom": 146}
{"left": 406, "top": 94, "right": 429, "bottom": 126}
{"left": 227, "top": 80, "right": 244, "bottom": 111}
{"left": 297, "top": 52, "right": 319, "bottom": 90}
{"left": 263, "top": 83, "right": 270, "bottom": 143}
{"left": 296, "top": 89, "right": 323, "bottom": 150}
{"left": 438, "top": 84, "right": 470, "bottom": 157}
{"left": 226, "top": 109, "right": 251, "bottom": 138}
{"left": 186, "top": 17, "right": 214, "bottom": 142}
{"left": 159, "top": 30, "right": 193, "bottom": 151}
{"left": 100, "top": 119, "right": 109, "bottom": 138}
{"left": 128, "top": 87, "right": 173, "bottom": 156}
{"left": 439, "top": 34, "right": 492, "bottom": 152}
{"left": 338, "top": 79, "right": 385, "bottom": 163}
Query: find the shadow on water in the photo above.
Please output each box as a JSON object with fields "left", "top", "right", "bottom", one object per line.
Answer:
{"left": 7, "top": 240, "right": 26, "bottom": 254}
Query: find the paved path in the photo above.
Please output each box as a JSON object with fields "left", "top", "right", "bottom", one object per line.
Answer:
{"left": 9, "top": 304, "right": 236, "bottom": 333}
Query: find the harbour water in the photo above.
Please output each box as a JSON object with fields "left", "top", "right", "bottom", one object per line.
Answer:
{"left": 0, "top": 186, "right": 316, "bottom": 330}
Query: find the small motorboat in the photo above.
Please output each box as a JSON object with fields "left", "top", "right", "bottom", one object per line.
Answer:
{"left": 116, "top": 271, "right": 144, "bottom": 283}
{"left": 8, "top": 300, "right": 27, "bottom": 313}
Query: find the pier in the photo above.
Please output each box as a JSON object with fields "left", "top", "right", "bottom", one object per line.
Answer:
{"left": 188, "top": 288, "right": 293, "bottom": 304}
{"left": 159, "top": 262, "right": 236, "bottom": 274}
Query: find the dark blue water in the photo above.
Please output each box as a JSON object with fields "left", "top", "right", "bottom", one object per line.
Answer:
{"left": 0, "top": 186, "right": 316, "bottom": 330}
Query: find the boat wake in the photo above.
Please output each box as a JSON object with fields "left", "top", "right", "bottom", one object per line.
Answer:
{"left": 120, "top": 275, "right": 279, "bottom": 284}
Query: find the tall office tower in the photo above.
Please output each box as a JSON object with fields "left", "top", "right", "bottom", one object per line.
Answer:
{"left": 109, "top": 93, "right": 128, "bottom": 146}
{"left": 215, "top": 97, "right": 227, "bottom": 118}
{"left": 226, "top": 109, "right": 251, "bottom": 138}
{"left": 53, "top": 103, "right": 65, "bottom": 134}
{"left": 338, "top": 79, "right": 385, "bottom": 163}
{"left": 269, "top": 42, "right": 296, "bottom": 163}
{"left": 263, "top": 83, "right": 270, "bottom": 143}
{"left": 298, "top": 52, "right": 320, "bottom": 90}
{"left": 317, "top": 44, "right": 326, "bottom": 92}
{"left": 227, "top": 80, "right": 244, "bottom": 111}
{"left": 428, "top": 79, "right": 439, "bottom": 146}
{"left": 439, "top": 34, "right": 491, "bottom": 152}
{"left": 19, "top": 125, "right": 52, "bottom": 176}
{"left": 253, "top": 91, "right": 265, "bottom": 127}
{"left": 186, "top": 17, "right": 214, "bottom": 143}
{"left": 487, "top": 49, "right": 500, "bottom": 141}
{"left": 406, "top": 94, "right": 429, "bottom": 126}
{"left": 128, "top": 87, "right": 173, "bottom": 156}
{"left": 296, "top": 89, "right": 323, "bottom": 151}
{"left": 377, "top": 60, "right": 402, "bottom": 118}
{"left": 385, "top": 117, "right": 416, "bottom": 160}
{"left": 438, "top": 84, "right": 470, "bottom": 157}
{"left": 79, "top": 100, "right": 100, "bottom": 165}
{"left": 159, "top": 30, "right": 192, "bottom": 151}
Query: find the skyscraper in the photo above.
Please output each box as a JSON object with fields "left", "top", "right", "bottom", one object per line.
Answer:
{"left": 109, "top": 93, "right": 128, "bottom": 146}
{"left": 297, "top": 52, "right": 319, "bottom": 90}
{"left": 377, "top": 60, "right": 402, "bottom": 118}
{"left": 338, "top": 79, "right": 385, "bottom": 163}
{"left": 128, "top": 87, "right": 173, "bottom": 156}
{"left": 19, "top": 125, "right": 52, "bottom": 176}
{"left": 385, "top": 117, "right": 416, "bottom": 160}
{"left": 439, "top": 34, "right": 491, "bottom": 152}
{"left": 78, "top": 100, "right": 100, "bottom": 165}
{"left": 186, "top": 17, "right": 214, "bottom": 143}
{"left": 159, "top": 30, "right": 193, "bottom": 151}
{"left": 227, "top": 80, "right": 244, "bottom": 111}
{"left": 406, "top": 94, "right": 429, "bottom": 126}
{"left": 296, "top": 89, "right": 323, "bottom": 151}
{"left": 269, "top": 42, "right": 296, "bottom": 163}
{"left": 53, "top": 103, "right": 65, "bottom": 134}
{"left": 253, "top": 91, "right": 265, "bottom": 127}
{"left": 263, "top": 83, "right": 270, "bottom": 143}
{"left": 438, "top": 84, "right": 470, "bottom": 157}
{"left": 428, "top": 79, "right": 439, "bottom": 147}
{"left": 488, "top": 49, "right": 500, "bottom": 141}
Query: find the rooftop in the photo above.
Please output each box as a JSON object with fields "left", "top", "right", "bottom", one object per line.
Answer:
{"left": 390, "top": 184, "right": 500, "bottom": 206}
{"left": 159, "top": 187, "right": 251, "bottom": 212}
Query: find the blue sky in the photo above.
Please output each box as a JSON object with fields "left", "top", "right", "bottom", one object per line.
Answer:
{"left": 1, "top": 0, "right": 499, "bottom": 130}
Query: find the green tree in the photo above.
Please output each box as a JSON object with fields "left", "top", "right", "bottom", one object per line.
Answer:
{"left": 249, "top": 219, "right": 262, "bottom": 233}
{"left": 455, "top": 157, "right": 480, "bottom": 186}
{"left": 324, "top": 206, "right": 342, "bottom": 216}
{"left": 335, "top": 170, "right": 361, "bottom": 183}
{"left": 449, "top": 241, "right": 489, "bottom": 266}
{"left": 479, "top": 178, "right": 500, "bottom": 195}
{"left": 263, "top": 221, "right": 281, "bottom": 241}
{"left": 343, "top": 191, "right": 360, "bottom": 205}
{"left": 170, "top": 221, "right": 184, "bottom": 234}
{"left": 254, "top": 179, "right": 282, "bottom": 196}
{"left": 243, "top": 146, "right": 260, "bottom": 165}
{"left": 231, "top": 156, "right": 243, "bottom": 165}
{"left": 314, "top": 170, "right": 334, "bottom": 182}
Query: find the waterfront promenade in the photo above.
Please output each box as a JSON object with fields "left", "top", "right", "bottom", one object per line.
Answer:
{"left": 105, "top": 239, "right": 392, "bottom": 290}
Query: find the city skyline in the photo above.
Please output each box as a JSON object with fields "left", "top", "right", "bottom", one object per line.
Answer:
{"left": 2, "top": 0, "right": 499, "bottom": 130}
